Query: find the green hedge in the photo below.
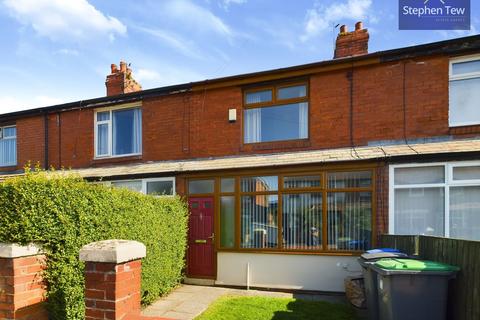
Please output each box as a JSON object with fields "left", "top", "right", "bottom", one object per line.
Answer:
{"left": 0, "top": 170, "right": 188, "bottom": 320}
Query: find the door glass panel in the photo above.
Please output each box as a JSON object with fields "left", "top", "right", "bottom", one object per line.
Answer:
{"left": 394, "top": 166, "right": 445, "bottom": 185}
{"left": 450, "top": 186, "right": 480, "bottom": 240}
{"left": 146, "top": 180, "right": 174, "bottom": 196}
{"left": 189, "top": 180, "right": 214, "bottom": 194}
{"left": 283, "top": 175, "right": 321, "bottom": 189}
{"left": 283, "top": 193, "right": 322, "bottom": 250}
{"left": 241, "top": 176, "right": 278, "bottom": 192}
{"left": 328, "top": 171, "right": 372, "bottom": 189}
{"left": 452, "top": 166, "right": 480, "bottom": 181}
{"left": 394, "top": 188, "right": 444, "bottom": 236}
{"left": 221, "top": 178, "right": 235, "bottom": 193}
{"left": 220, "top": 196, "right": 235, "bottom": 248}
{"left": 327, "top": 192, "right": 372, "bottom": 251}
{"left": 190, "top": 202, "right": 199, "bottom": 209}
{"left": 241, "top": 195, "right": 278, "bottom": 248}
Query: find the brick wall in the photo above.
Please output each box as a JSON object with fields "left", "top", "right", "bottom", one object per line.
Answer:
{"left": 2, "top": 53, "right": 478, "bottom": 172}
{"left": 0, "top": 254, "right": 48, "bottom": 320}
{"left": 84, "top": 260, "right": 142, "bottom": 320}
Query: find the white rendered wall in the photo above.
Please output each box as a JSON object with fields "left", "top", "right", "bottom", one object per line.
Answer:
{"left": 216, "top": 252, "right": 362, "bottom": 292}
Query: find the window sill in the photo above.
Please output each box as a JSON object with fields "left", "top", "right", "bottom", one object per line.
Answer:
{"left": 242, "top": 139, "right": 310, "bottom": 152}
{"left": 91, "top": 154, "right": 142, "bottom": 165}
{"left": 0, "top": 164, "right": 17, "bottom": 169}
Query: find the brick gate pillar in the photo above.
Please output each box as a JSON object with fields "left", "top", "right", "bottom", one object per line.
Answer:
{"left": 0, "top": 243, "right": 48, "bottom": 320}
{"left": 79, "top": 240, "right": 146, "bottom": 320}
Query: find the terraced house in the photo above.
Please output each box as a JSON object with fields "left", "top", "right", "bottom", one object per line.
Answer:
{"left": 1, "top": 22, "right": 480, "bottom": 292}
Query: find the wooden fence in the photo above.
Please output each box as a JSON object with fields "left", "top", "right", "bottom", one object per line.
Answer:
{"left": 380, "top": 235, "right": 480, "bottom": 320}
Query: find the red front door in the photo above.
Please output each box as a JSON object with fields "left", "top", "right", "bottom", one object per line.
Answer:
{"left": 187, "top": 197, "right": 215, "bottom": 278}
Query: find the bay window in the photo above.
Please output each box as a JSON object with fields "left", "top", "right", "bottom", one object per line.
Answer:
{"left": 244, "top": 83, "right": 308, "bottom": 143}
{"left": 390, "top": 162, "right": 480, "bottom": 241}
{"left": 0, "top": 126, "right": 16, "bottom": 167}
{"left": 95, "top": 106, "right": 141, "bottom": 158}
{"left": 449, "top": 55, "right": 480, "bottom": 127}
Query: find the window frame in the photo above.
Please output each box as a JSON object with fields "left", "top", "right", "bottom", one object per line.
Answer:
{"left": 0, "top": 125, "right": 17, "bottom": 167}
{"left": 449, "top": 54, "right": 480, "bottom": 127}
{"left": 243, "top": 81, "right": 309, "bottom": 144}
{"left": 389, "top": 161, "right": 480, "bottom": 238}
{"left": 187, "top": 166, "right": 375, "bottom": 254}
{"left": 94, "top": 103, "right": 142, "bottom": 159}
{"left": 107, "top": 177, "right": 176, "bottom": 197}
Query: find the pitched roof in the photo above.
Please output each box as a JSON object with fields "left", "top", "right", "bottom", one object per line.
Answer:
{"left": 64, "top": 138, "right": 480, "bottom": 178}
{"left": 1, "top": 34, "right": 480, "bottom": 121}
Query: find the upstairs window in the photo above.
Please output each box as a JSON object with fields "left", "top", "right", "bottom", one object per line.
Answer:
{"left": 449, "top": 55, "right": 480, "bottom": 127}
{"left": 244, "top": 82, "right": 308, "bottom": 143}
{"left": 95, "top": 106, "right": 142, "bottom": 158}
{"left": 0, "top": 126, "right": 16, "bottom": 167}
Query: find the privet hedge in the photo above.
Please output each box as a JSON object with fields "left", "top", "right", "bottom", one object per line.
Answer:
{"left": 0, "top": 170, "right": 188, "bottom": 320}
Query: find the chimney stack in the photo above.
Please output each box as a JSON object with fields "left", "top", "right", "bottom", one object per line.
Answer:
{"left": 105, "top": 61, "right": 142, "bottom": 96}
{"left": 334, "top": 21, "right": 369, "bottom": 59}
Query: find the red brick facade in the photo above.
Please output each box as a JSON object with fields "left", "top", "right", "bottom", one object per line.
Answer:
{"left": 0, "top": 255, "right": 48, "bottom": 320}
{"left": 6, "top": 54, "right": 478, "bottom": 172}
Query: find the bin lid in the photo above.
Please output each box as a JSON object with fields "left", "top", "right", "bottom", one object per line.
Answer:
{"left": 366, "top": 248, "right": 400, "bottom": 254}
{"left": 360, "top": 252, "right": 408, "bottom": 261}
{"left": 374, "top": 259, "right": 460, "bottom": 272}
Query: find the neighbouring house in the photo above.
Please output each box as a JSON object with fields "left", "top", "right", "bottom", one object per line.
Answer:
{"left": 1, "top": 22, "right": 480, "bottom": 293}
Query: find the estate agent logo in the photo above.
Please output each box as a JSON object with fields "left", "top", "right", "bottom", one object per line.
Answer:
{"left": 399, "top": 0, "right": 470, "bottom": 30}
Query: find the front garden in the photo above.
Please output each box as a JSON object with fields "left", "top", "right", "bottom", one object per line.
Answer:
{"left": 195, "top": 296, "right": 359, "bottom": 320}
{"left": 0, "top": 169, "right": 188, "bottom": 320}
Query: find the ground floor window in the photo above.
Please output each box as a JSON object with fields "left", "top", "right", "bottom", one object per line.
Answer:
{"left": 188, "top": 168, "right": 374, "bottom": 253}
{"left": 390, "top": 161, "right": 480, "bottom": 241}
{"left": 108, "top": 177, "right": 175, "bottom": 196}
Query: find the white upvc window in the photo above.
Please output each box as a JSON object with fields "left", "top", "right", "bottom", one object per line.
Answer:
{"left": 106, "top": 177, "right": 176, "bottom": 196}
{"left": 389, "top": 161, "right": 480, "bottom": 241}
{"left": 94, "top": 103, "right": 142, "bottom": 158}
{"left": 449, "top": 55, "right": 480, "bottom": 127}
{"left": 0, "top": 125, "right": 17, "bottom": 167}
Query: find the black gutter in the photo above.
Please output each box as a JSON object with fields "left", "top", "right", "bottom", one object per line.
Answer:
{"left": 0, "top": 83, "right": 192, "bottom": 122}
{"left": 1, "top": 34, "right": 480, "bottom": 121}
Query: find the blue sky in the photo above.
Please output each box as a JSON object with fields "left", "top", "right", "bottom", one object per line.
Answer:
{"left": 0, "top": 0, "right": 478, "bottom": 114}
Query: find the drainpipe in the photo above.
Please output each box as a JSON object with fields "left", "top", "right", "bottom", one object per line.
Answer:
{"left": 44, "top": 112, "right": 49, "bottom": 169}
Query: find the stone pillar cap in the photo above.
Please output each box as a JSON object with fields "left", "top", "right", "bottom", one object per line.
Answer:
{"left": 79, "top": 240, "right": 146, "bottom": 263}
{"left": 0, "top": 243, "right": 42, "bottom": 258}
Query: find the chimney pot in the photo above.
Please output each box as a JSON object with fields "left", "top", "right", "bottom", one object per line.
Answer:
{"left": 119, "top": 61, "right": 127, "bottom": 72}
{"left": 355, "top": 21, "right": 363, "bottom": 31}
{"left": 340, "top": 25, "right": 347, "bottom": 33}
{"left": 111, "top": 64, "right": 118, "bottom": 74}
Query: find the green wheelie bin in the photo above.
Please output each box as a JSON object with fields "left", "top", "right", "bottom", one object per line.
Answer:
{"left": 370, "top": 259, "right": 459, "bottom": 320}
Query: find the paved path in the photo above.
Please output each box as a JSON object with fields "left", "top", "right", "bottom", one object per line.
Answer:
{"left": 141, "top": 284, "right": 347, "bottom": 320}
